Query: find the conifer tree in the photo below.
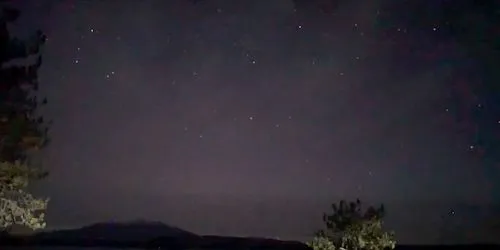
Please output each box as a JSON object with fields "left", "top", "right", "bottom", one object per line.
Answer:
{"left": 0, "top": 4, "right": 50, "bottom": 231}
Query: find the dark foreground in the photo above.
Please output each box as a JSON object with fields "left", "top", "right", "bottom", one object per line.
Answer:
{"left": 1, "top": 234, "right": 309, "bottom": 250}
{"left": 2, "top": 235, "right": 500, "bottom": 250}
{"left": 1, "top": 222, "right": 499, "bottom": 250}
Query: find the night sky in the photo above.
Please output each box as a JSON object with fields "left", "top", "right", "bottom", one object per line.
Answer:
{"left": 7, "top": 0, "right": 500, "bottom": 245}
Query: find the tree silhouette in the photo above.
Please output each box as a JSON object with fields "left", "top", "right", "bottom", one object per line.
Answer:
{"left": 0, "top": 3, "right": 50, "bottom": 231}
{"left": 313, "top": 199, "right": 395, "bottom": 250}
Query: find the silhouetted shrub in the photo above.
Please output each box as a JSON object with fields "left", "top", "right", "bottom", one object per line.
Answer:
{"left": 307, "top": 235, "right": 337, "bottom": 250}
{"left": 310, "top": 199, "right": 396, "bottom": 250}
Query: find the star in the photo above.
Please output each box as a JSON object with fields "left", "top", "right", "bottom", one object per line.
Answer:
{"left": 449, "top": 209, "right": 455, "bottom": 216}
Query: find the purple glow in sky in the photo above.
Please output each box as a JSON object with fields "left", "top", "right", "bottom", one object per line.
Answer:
{"left": 7, "top": 0, "right": 500, "bottom": 244}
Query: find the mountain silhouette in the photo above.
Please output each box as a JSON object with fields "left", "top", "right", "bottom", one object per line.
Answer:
{"left": 25, "top": 221, "right": 310, "bottom": 250}
{"left": 35, "top": 220, "right": 199, "bottom": 242}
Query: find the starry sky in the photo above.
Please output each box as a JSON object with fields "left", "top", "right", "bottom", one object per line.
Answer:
{"left": 6, "top": 0, "right": 500, "bottom": 245}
